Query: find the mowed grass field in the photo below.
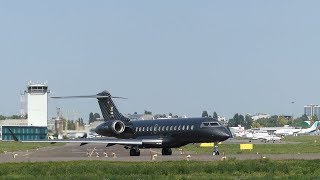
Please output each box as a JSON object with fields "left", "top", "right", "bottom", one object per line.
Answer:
{"left": 0, "top": 136, "right": 320, "bottom": 179}
{"left": 0, "top": 141, "right": 65, "bottom": 153}
{"left": 0, "top": 160, "right": 319, "bottom": 179}
{"left": 182, "top": 136, "right": 320, "bottom": 155}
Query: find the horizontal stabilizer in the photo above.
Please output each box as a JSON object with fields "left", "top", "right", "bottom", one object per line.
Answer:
{"left": 51, "top": 95, "right": 127, "bottom": 99}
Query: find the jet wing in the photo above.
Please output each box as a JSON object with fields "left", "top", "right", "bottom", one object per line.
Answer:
{"left": 15, "top": 139, "right": 163, "bottom": 146}
{"left": 8, "top": 128, "right": 163, "bottom": 146}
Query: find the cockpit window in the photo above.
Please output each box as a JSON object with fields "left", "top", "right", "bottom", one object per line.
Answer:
{"left": 201, "top": 121, "right": 220, "bottom": 128}
{"left": 210, "top": 122, "right": 220, "bottom": 127}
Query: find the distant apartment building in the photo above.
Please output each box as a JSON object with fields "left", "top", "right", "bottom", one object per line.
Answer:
{"left": 304, "top": 104, "right": 320, "bottom": 119}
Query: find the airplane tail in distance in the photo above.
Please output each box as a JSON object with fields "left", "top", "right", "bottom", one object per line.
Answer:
{"left": 311, "top": 121, "right": 319, "bottom": 129}
{"left": 97, "top": 91, "right": 130, "bottom": 122}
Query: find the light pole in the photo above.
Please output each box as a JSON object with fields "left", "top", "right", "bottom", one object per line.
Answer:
{"left": 291, "top": 101, "right": 295, "bottom": 126}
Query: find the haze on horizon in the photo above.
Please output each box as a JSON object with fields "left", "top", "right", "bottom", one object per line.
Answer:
{"left": 0, "top": 1, "right": 319, "bottom": 120}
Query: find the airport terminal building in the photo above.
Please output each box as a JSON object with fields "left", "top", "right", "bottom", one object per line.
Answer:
{"left": 0, "top": 82, "right": 48, "bottom": 141}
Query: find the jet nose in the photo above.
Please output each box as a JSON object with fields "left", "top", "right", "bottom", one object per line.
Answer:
{"left": 226, "top": 126, "right": 233, "bottom": 138}
{"left": 219, "top": 126, "right": 232, "bottom": 140}
{"left": 221, "top": 131, "right": 231, "bottom": 139}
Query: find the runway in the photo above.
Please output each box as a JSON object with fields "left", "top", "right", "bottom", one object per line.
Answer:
{"left": 1, "top": 142, "right": 320, "bottom": 163}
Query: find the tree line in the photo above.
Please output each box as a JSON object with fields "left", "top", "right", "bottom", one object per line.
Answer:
{"left": 227, "top": 113, "right": 311, "bottom": 128}
{"left": 0, "top": 115, "right": 25, "bottom": 120}
{"left": 89, "top": 112, "right": 101, "bottom": 124}
{"left": 200, "top": 110, "right": 312, "bottom": 129}
{"left": 201, "top": 111, "right": 219, "bottom": 119}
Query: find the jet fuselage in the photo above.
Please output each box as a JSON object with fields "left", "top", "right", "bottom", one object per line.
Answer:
{"left": 95, "top": 117, "right": 231, "bottom": 148}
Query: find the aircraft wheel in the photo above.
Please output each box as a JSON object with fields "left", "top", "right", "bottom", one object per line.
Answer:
{"left": 136, "top": 150, "right": 140, "bottom": 156}
{"left": 130, "top": 149, "right": 135, "bottom": 156}
{"left": 213, "top": 141, "right": 220, "bottom": 156}
{"left": 130, "top": 149, "right": 140, "bottom": 156}
{"left": 162, "top": 148, "right": 172, "bottom": 155}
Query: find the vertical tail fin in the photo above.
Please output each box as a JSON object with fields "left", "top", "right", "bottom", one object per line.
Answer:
{"left": 97, "top": 91, "right": 130, "bottom": 122}
{"left": 311, "top": 121, "right": 319, "bottom": 129}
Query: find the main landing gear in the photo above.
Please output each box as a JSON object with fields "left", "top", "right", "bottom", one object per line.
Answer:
{"left": 213, "top": 141, "right": 220, "bottom": 155}
{"left": 129, "top": 147, "right": 173, "bottom": 156}
{"left": 162, "top": 148, "right": 172, "bottom": 155}
{"left": 129, "top": 147, "right": 140, "bottom": 156}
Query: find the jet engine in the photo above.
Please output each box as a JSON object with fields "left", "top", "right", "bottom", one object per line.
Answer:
{"left": 111, "top": 120, "right": 126, "bottom": 134}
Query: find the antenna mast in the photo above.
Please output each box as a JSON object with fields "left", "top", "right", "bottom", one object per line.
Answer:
{"left": 20, "top": 91, "right": 26, "bottom": 118}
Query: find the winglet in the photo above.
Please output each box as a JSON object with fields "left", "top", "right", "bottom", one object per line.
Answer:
{"left": 8, "top": 128, "right": 19, "bottom": 142}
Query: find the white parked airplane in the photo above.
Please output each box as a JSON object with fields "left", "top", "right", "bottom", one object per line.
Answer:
{"left": 246, "top": 131, "right": 281, "bottom": 142}
{"left": 245, "top": 131, "right": 269, "bottom": 140}
{"left": 230, "top": 125, "right": 245, "bottom": 137}
{"left": 274, "top": 128, "right": 301, "bottom": 136}
{"left": 298, "top": 121, "right": 319, "bottom": 134}
{"left": 262, "top": 135, "right": 282, "bottom": 143}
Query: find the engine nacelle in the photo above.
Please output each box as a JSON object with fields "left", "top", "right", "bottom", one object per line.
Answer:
{"left": 111, "top": 120, "right": 125, "bottom": 134}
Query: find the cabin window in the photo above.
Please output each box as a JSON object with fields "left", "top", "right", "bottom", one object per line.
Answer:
{"left": 150, "top": 126, "right": 153, "bottom": 131}
{"left": 210, "top": 122, "right": 220, "bottom": 127}
{"left": 178, "top": 125, "right": 181, "bottom": 131}
{"left": 182, "top": 125, "right": 185, "bottom": 130}
{"left": 170, "top": 126, "right": 173, "bottom": 131}
{"left": 142, "top": 127, "right": 145, "bottom": 132}
{"left": 166, "top": 126, "right": 169, "bottom": 131}
{"left": 191, "top": 125, "right": 194, "bottom": 130}
{"left": 139, "top": 127, "right": 142, "bottom": 132}
{"left": 146, "top": 127, "right": 149, "bottom": 131}
{"left": 158, "top": 126, "right": 162, "bottom": 131}
{"left": 174, "top": 126, "right": 177, "bottom": 131}
{"left": 162, "top": 126, "right": 165, "bottom": 131}
{"left": 186, "top": 125, "right": 189, "bottom": 130}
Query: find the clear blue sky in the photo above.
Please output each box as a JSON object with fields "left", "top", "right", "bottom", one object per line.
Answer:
{"left": 0, "top": 1, "right": 319, "bottom": 120}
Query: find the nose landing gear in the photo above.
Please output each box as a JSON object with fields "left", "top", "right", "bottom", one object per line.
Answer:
{"left": 213, "top": 141, "right": 220, "bottom": 155}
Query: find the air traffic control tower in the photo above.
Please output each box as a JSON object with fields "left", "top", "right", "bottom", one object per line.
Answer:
{"left": 0, "top": 82, "right": 49, "bottom": 141}
{"left": 27, "top": 82, "right": 49, "bottom": 126}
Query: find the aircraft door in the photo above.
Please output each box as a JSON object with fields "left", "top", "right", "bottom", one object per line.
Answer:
{"left": 154, "top": 124, "right": 158, "bottom": 135}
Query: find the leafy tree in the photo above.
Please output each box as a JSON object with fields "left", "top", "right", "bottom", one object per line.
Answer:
{"left": 244, "top": 114, "right": 253, "bottom": 129}
{"left": 89, "top": 112, "right": 95, "bottom": 124}
{"left": 238, "top": 114, "right": 245, "bottom": 125}
{"left": 7, "top": 115, "right": 21, "bottom": 119}
{"left": 67, "top": 120, "right": 75, "bottom": 130}
{"left": 213, "top": 112, "right": 218, "bottom": 120}
{"left": 290, "top": 114, "right": 310, "bottom": 127}
{"left": 310, "top": 115, "right": 318, "bottom": 126}
{"left": 229, "top": 113, "right": 244, "bottom": 127}
{"left": 78, "top": 118, "right": 84, "bottom": 126}
{"left": 228, "top": 113, "right": 241, "bottom": 127}
{"left": 301, "top": 114, "right": 309, "bottom": 121}
{"left": 94, "top": 113, "right": 100, "bottom": 120}
{"left": 256, "top": 116, "right": 278, "bottom": 127}
{"left": 202, "top": 111, "right": 208, "bottom": 117}
{"left": 277, "top": 116, "right": 288, "bottom": 126}
{"left": 144, "top": 110, "right": 152, "bottom": 115}
{"left": 251, "top": 121, "right": 261, "bottom": 128}
{"left": 0, "top": 115, "right": 5, "bottom": 120}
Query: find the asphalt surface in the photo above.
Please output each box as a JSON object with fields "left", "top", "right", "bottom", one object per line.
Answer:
{"left": 1, "top": 141, "right": 320, "bottom": 163}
